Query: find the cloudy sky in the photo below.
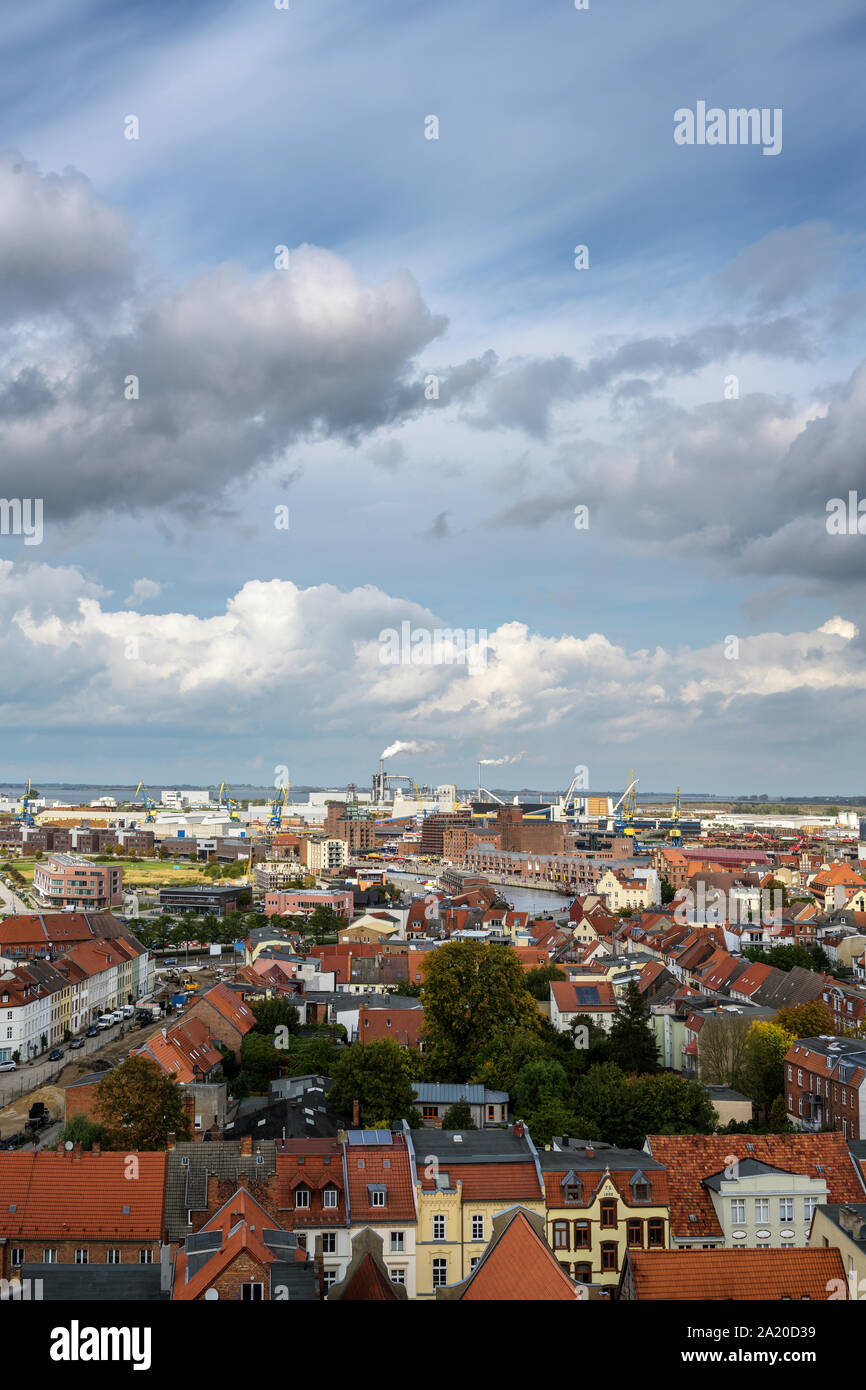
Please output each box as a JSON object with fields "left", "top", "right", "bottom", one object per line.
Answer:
{"left": 1, "top": 0, "right": 864, "bottom": 794}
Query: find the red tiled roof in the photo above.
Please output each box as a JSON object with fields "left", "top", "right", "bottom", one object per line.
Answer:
{"left": 645, "top": 1133, "right": 865, "bottom": 1240}
{"left": 342, "top": 1135, "right": 415, "bottom": 1222}
{"left": 0, "top": 1151, "right": 166, "bottom": 1238}
{"left": 198, "top": 982, "right": 255, "bottom": 1034}
{"left": 625, "top": 1247, "right": 847, "bottom": 1300}
{"left": 336, "top": 1251, "right": 400, "bottom": 1300}
{"left": 421, "top": 1162, "right": 542, "bottom": 1202}
{"left": 458, "top": 1209, "right": 579, "bottom": 1301}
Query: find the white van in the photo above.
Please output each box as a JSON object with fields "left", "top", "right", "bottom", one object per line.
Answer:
{"left": 121, "top": 1005, "right": 135, "bottom": 1017}
{"left": 97, "top": 1014, "right": 115, "bottom": 1029}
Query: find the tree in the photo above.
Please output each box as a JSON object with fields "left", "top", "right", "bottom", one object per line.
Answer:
{"left": 421, "top": 942, "right": 542, "bottom": 1079}
{"left": 768, "top": 1094, "right": 794, "bottom": 1133}
{"left": 306, "top": 905, "right": 343, "bottom": 944}
{"left": 330, "top": 1039, "right": 421, "bottom": 1127}
{"left": 740, "top": 1021, "right": 794, "bottom": 1118}
{"left": 698, "top": 1012, "right": 751, "bottom": 1089}
{"left": 524, "top": 964, "right": 566, "bottom": 1001}
{"left": 607, "top": 983, "right": 659, "bottom": 1074}
{"left": 58, "top": 1114, "right": 107, "bottom": 1150}
{"left": 251, "top": 997, "right": 301, "bottom": 1039}
{"left": 660, "top": 877, "right": 676, "bottom": 904}
{"left": 94, "top": 1056, "right": 190, "bottom": 1150}
{"left": 775, "top": 1000, "right": 836, "bottom": 1039}
{"left": 472, "top": 1027, "right": 549, "bottom": 1094}
{"left": 239, "top": 1032, "right": 286, "bottom": 1092}
{"left": 440, "top": 1100, "right": 476, "bottom": 1130}
{"left": 514, "top": 1058, "right": 569, "bottom": 1114}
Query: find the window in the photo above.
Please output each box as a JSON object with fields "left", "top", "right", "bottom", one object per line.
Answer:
{"left": 322, "top": 1187, "right": 338, "bottom": 1209}
{"left": 469, "top": 1256, "right": 481, "bottom": 1271}
{"left": 389, "top": 1267, "right": 405, "bottom": 1285}
{"left": 553, "top": 1221, "right": 569, "bottom": 1250}
{"left": 139, "top": 1249, "right": 153, "bottom": 1264}
{"left": 779, "top": 1198, "right": 794, "bottom": 1222}
{"left": 804, "top": 1196, "right": 818, "bottom": 1221}
{"left": 754, "top": 1199, "right": 769, "bottom": 1224}
{"left": 433, "top": 1214, "right": 446, "bottom": 1241}
{"left": 487, "top": 1106, "right": 495, "bottom": 1122}
{"left": 600, "top": 1199, "right": 617, "bottom": 1229}
{"left": 432, "top": 1258, "right": 447, "bottom": 1288}
{"left": 574, "top": 1262, "right": 591, "bottom": 1284}
{"left": 390, "top": 1231, "right": 405, "bottom": 1253}
{"left": 422, "top": 1105, "right": 438, "bottom": 1120}
{"left": 627, "top": 1219, "right": 643, "bottom": 1247}
{"left": 731, "top": 1199, "right": 746, "bottom": 1224}
{"left": 323, "top": 1270, "right": 337, "bottom": 1290}
{"left": 574, "top": 1221, "right": 590, "bottom": 1249}
{"left": 471, "top": 1215, "right": 484, "bottom": 1242}
{"left": 321, "top": 1232, "right": 337, "bottom": 1255}
{"left": 601, "top": 1242, "right": 618, "bottom": 1272}
{"left": 10, "top": 1248, "right": 24, "bottom": 1267}
{"left": 295, "top": 1186, "right": 311, "bottom": 1209}
{"left": 370, "top": 1187, "right": 386, "bottom": 1208}
{"left": 632, "top": 1181, "right": 649, "bottom": 1202}
{"left": 107, "top": 1248, "right": 121, "bottom": 1265}
{"left": 647, "top": 1219, "right": 664, "bottom": 1248}
{"left": 42, "top": 1249, "right": 57, "bottom": 1264}
{"left": 565, "top": 1184, "right": 581, "bottom": 1203}
{"left": 75, "top": 1249, "right": 89, "bottom": 1264}
{"left": 241, "top": 1282, "right": 263, "bottom": 1300}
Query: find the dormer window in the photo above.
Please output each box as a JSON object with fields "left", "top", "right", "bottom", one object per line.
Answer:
{"left": 322, "top": 1186, "right": 338, "bottom": 1209}
{"left": 295, "top": 1185, "right": 311, "bottom": 1209}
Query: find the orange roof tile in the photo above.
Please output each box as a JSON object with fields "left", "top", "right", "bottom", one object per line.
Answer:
{"left": 458, "top": 1209, "right": 579, "bottom": 1301}
{"left": 0, "top": 1151, "right": 166, "bottom": 1238}
{"left": 625, "top": 1247, "right": 847, "bottom": 1300}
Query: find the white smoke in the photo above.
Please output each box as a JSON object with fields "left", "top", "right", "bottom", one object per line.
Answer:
{"left": 479, "top": 752, "right": 527, "bottom": 766}
{"left": 381, "top": 740, "right": 429, "bottom": 760}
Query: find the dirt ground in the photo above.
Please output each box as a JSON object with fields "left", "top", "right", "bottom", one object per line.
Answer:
{"left": 0, "top": 1082, "right": 65, "bottom": 1135}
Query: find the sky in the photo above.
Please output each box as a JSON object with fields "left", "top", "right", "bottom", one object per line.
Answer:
{"left": 0, "top": 0, "right": 865, "bottom": 795}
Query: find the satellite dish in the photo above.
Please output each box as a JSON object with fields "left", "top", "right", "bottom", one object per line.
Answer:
{"left": 64, "top": 1141, "right": 74, "bottom": 1151}
{"left": 204, "top": 1288, "right": 219, "bottom": 1300}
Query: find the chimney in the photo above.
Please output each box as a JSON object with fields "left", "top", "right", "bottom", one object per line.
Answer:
{"left": 585, "top": 1142, "right": 594, "bottom": 1158}
{"left": 352, "top": 1098, "right": 360, "bottom": 1127}
{"left": 513, "top": 1120, "right": 525, "bottom": 1139}
{"left": 240, "top": 1134, "right": 253, "bottom": 1156}
{"left": 167, "top": 1132, "right": 176, "bottom": 1151}
{"left": 72, "top": 1141, "right": 82, "bottom": 1162}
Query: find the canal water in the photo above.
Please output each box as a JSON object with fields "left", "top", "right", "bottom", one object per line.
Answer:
{"left": 386, "top": 870, "right": 572, "bottom": 920}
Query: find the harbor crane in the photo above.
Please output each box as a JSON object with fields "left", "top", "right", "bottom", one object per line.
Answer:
{"left": 133, "top": 780, "right": 158, "bottom": 824}
{"left": 217, "top": 782, "right": 241, "bottom": 823}
{"left": 667, "top": 786, "right": 683, "bottom": 846}
{"left": 266, "top": 784, "right": 288, "bottom": 832}
{"left": 13, "top": 777, "right": 37, "bottom": 827}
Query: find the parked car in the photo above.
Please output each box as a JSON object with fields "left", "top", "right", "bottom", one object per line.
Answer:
{"left": 69, "top": 1038, "right": 85, "bottom": 1050}
{"left": 0, "top": 1060, "right": 17, "bottom": 1072}
{"left": 48, "top": 1049, "right": 64, "bottom": 1061}
{"left": 4, "top": 1131, "right": 26, "bottom": 1147}
{"left": 85, "top": 1026, "right": 100, "bottom": 1037}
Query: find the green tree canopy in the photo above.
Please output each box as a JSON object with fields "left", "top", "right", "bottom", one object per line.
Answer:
{"left": 93, "top": 1056, "right": 191, "bottom": 1150}
{"left": 606, "top": 982, "right": 660, "bottom": 1074}
{"left": 421, "top": 942, "right": 542, "bottom": 1079}
{"left": 329, "top": 1038, "right": 421, "bottom": 1127}
{"left": 440, "top": 1100, "right": 476, "bottom": 1130}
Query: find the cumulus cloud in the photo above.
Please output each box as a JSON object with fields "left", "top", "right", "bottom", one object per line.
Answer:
{"left": 0, "top": 160, "right": 449, "bottom": 522}
{"left": 124, "top": 577, "right": 162, "bottom": 606}
{"left": 2, "top": 563, "right": 864, "bottom": 760}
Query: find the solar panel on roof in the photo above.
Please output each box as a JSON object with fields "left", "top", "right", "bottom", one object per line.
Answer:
{"left": 575, "top": 987, "right": 599, "bottom": 1006}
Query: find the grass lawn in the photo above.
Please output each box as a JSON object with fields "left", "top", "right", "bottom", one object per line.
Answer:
{"left": 6, "top": 858, "right": 226, "bottom": 890}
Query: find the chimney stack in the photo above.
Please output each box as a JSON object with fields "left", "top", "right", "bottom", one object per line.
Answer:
{"left": 167, "top": 1132, "right": 176, "bottom": 1151}
{"left": 240, "top": 1134, "right": 253, "bottom": 1156}
{"left": 352, "top": 1099, "right": 360, "bottom": 1127}
{"left": 72, "top": 1141, "right": 82, "bottom": 1162}
{"left": 513, "top": 1120, "right": 525, "bottom": 1139}
{"left": 586, "top": 1143, "right": 594, "bottom": 1158}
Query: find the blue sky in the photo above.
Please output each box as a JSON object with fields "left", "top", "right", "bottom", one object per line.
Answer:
{"left": 1, "top": 0, "right": 865, "bottom": 793}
